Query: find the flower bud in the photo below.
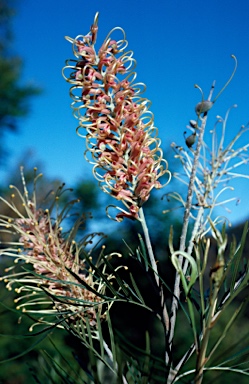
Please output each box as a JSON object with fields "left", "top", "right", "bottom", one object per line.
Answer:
{"left": 185, "top": 132, "right": 196, "bottom": 148}
{"left": 189, "top": 120, "right": 197, "bottom": 128}
{"left": 195, "top": 100, "right": 213, "bottom": 115}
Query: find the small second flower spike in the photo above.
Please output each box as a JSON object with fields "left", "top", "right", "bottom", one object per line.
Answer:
{"left": 63, "top": 13, "right": 170, "bottom": 221}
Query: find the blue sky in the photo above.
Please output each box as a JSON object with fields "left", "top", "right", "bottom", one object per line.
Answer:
{"left": 2, "top": 0, "right": 249, "bottom": 224}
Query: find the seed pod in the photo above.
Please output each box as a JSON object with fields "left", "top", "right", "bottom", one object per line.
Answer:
{"left": 185, "top": 132, "right": 196, "bottom": 148}
{"left": 195, "top": 100, "right": 213, "bottom": 115}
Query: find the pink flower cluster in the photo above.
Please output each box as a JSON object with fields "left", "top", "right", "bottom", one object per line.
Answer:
{"left": 16, "top": 203, "right": 85, "bottom": 293}
{"left": 63, "top": 13, "right": 169, "bottom": 220}
{"left": 0, "top": 182, "right": 105, "bottom": 328}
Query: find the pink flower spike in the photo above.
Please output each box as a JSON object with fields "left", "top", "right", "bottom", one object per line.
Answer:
{"left": 63, "top": 12, "right": 171, "bottom": 220}
{"left": 0, "top": 169, "right": 107, "bottom": 331}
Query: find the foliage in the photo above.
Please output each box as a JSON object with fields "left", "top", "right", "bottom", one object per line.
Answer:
{"left": 0, "top": 0, "right": 40, "bottom": 163}
{"left": 1, "top": 11, "right": 249, "bottom": 384}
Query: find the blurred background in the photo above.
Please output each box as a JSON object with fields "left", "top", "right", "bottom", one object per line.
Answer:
{"left": 1, "top": 0, "right": 249, "bottom": 382}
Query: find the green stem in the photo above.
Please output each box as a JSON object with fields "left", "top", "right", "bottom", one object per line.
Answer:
{"left": 167, "top": 82, "right": 215, "bottom": 384}
{"left": 194, "top": 286, "right": 219, "bottom": 384}
{"left": 169, "top": 82, "right": 215, "bottom": 343}
{"left": 139, "top": 207, "right": 170, "bottom": 359}
{"left": 139, "top": 207, "right": 159, "bottom": 285}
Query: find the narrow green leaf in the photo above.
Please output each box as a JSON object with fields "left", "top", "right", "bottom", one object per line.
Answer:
{"left": 141, "top": 331, "right": 151, "bottom": 384}
{"left": 64, "top": 266, "right": 109, "bottom": 300}
{"left": 138, "top": 233, "right": 149, "bottom": 271}
{"left": 0, "top": 332, "right": 49, "bottom": 364}
{"left": 100, "top": 255, "right": 131, "bottom": 298}
{"left": 129, "top": 273, "right": 145, "bottom": 304}
{"left": 41, "top": 349, "right": 76, "bottom": 384}
{"left": 96, "top": 313, "right": 104, "bottom": 359}
{"left": 230, "top": 221, "right": 248, "bottom": 295}
{"left": 107, "top": 312, "right": 117, "bottom": 368}
{"left": 207, "top": 296, "right": 249, "bottom": 364}
{"left": 218, "top": 345, "right": 249, "bottom": 368}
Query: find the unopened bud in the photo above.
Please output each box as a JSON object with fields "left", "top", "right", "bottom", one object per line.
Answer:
{"left": 189, "top": 120, "right": 197, "bottom": 128}
{"left": 185, "top": 132, "right": 197, "bottom": 148}
{"left": 195, "top": 100, "right": 213, "bottom": 115}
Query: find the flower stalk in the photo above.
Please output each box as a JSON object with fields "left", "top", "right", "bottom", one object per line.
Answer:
{"left": 168, "top": 81, "right": 216, "bottom": 357}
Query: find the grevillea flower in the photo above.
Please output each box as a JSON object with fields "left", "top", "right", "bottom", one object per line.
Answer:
{"left": 63, "top": 12, "right": 170, "bottom": 221}
{"left": 0, "top": 169, "right": 107, "bottom": 331}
